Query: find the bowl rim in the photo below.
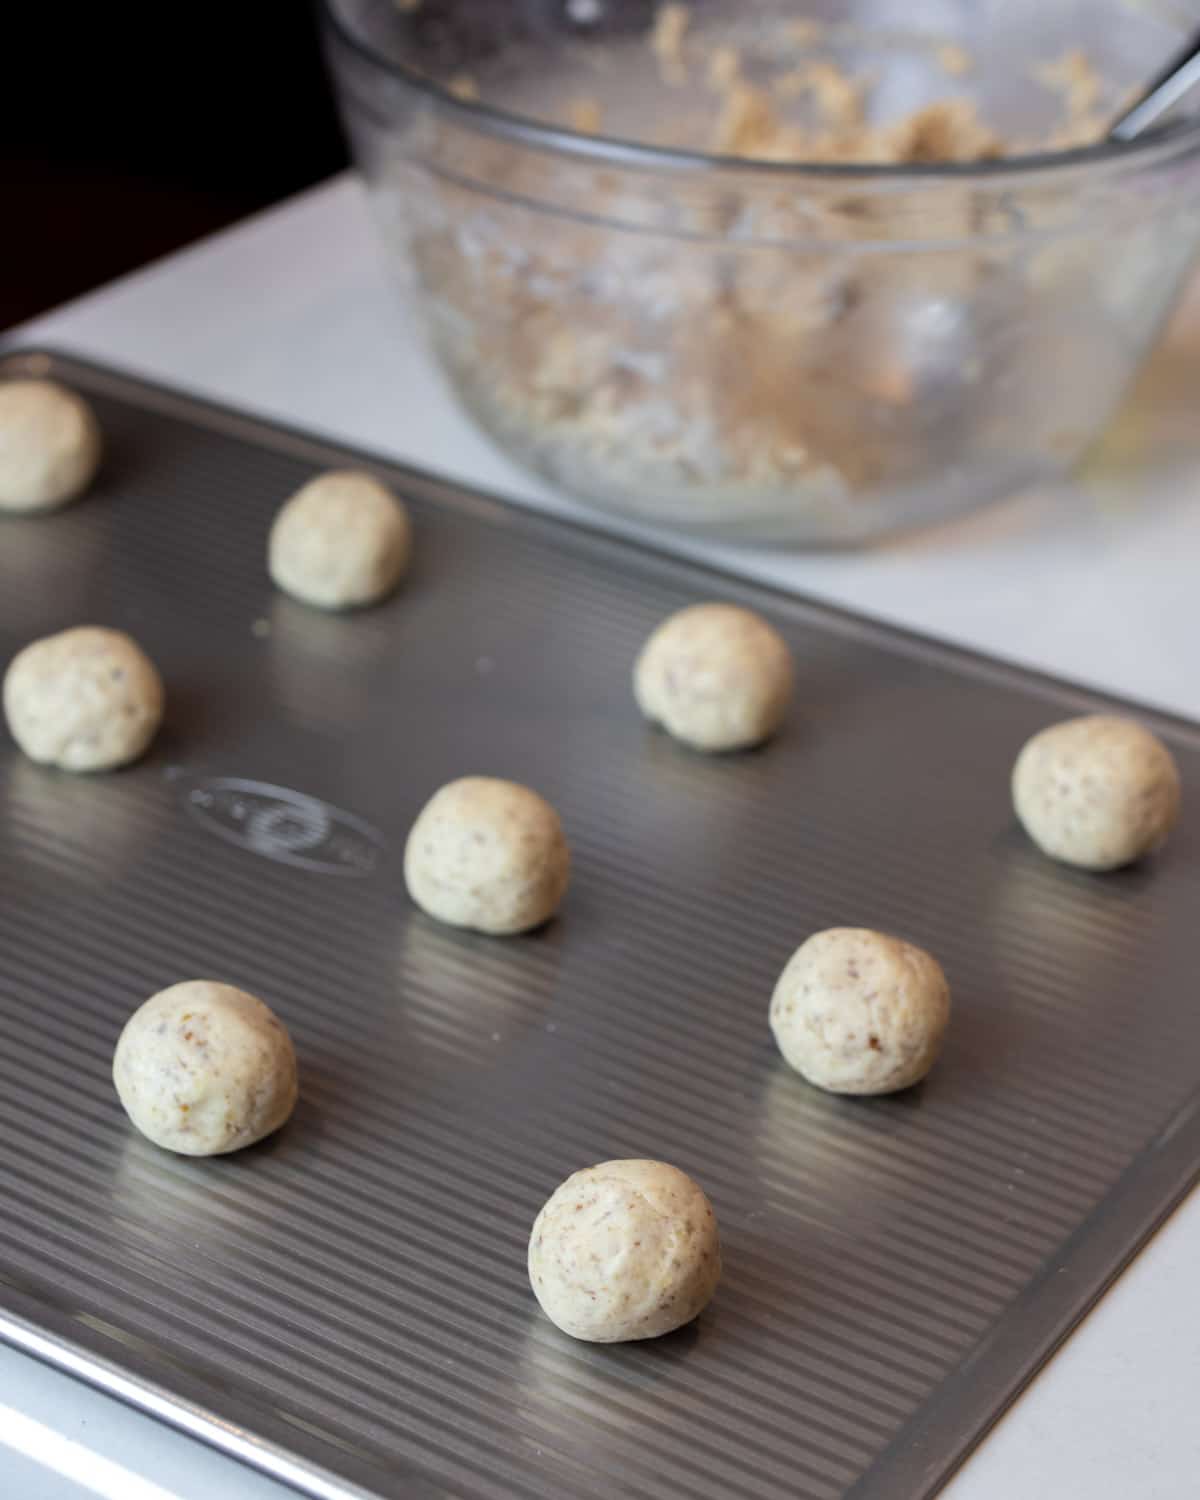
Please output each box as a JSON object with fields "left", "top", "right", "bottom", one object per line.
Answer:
{"left": 320, "top": 0, "right": 1200, "bottom": 183}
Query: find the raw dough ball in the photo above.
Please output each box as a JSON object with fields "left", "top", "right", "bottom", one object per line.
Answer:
{"left": 3, "top": 626, "right": 164, "bottom": 772}
{"left": 404, "top": 776, "right": 569, "bottom": 935}
{"left": 113, "top": 981, "right": 298, "bottom": 1156}
{"left": 269, "top": 469, "right": 411, "bottom": 610}
{"left": 528, "top": 1159, "right": 721, "bottom": 1342}
{"left": 634, "top": 603, "right": 793, "bottom": 752}
{"left": 0, "top": 378, "right": 102, "bottom": 514}
{"left": 1012, "top": 714, "right": 1181, "bottom": 871}
{"left": 770, "top": 928, "right": 951, "bottom": 1095}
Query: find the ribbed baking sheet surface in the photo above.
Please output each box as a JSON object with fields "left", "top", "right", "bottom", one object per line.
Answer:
{"left": 1, "top": 350, "right": 1199, "bottom": 1500}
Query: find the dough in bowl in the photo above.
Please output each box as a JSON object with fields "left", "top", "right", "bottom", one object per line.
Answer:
{"left": 404, "top": 776, "right": 569, "bottom": 935}
{"left": 269, "top": 469, "right": 412, "bottom": 610}
{"left": 1012, "top": 714, "right": 1181, "bottom": 871}
{"left": 770, "top": 928, "right": 951, "bottom": 1095}
{"left": 0, "top": 378, "right": 102, "bottom": 513}
{"left": 528, "top": 1159, "right": 721, "bottom": 1342}
{"left": 113, "top": 981, "right": 298, "bottom": 1156}
{"left": 3, "top": 626, "right": 164, "bottom": 772}
{"left": 634, "top": 603, "right": 793, "bottom": 752}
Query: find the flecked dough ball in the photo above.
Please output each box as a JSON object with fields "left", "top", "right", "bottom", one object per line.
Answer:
{"left": 269, "top": 469, "right": 411, "bottom": 610}
{"left": 404, "top": 776, "right": 570, "bottom": 935}
{"left": 113, "top": 981, "right": 298, "bottom": 1156}
{"left": 770, "top": 928, "right": 951, "bottom": 1095}
{"left": 1012, "top": 714, "right": 1181, "bottom": 871}
{"left": 3, "top": 626, "right": 164, "bottom": 772}
{"left": 0, "top": 378, "right": 102, "bottom": 513}
{"left": 634, "top": 603, "right": 793, "bottom": 752}
{"left": 528, "top": 1160, "right": 721, "bottom": 1342}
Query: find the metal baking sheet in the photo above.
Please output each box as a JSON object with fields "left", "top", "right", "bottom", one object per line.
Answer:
{"left": 2, "top": 349, "right": 1199, "bottom": 1500}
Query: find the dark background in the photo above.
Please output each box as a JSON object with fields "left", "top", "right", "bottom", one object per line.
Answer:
{"left": 2, "top": 5, "right": 349, "bottom": 331}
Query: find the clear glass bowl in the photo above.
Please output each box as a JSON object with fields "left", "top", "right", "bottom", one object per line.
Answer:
{"left": 322, "top": 0, "right": 1200, "bottom": 544}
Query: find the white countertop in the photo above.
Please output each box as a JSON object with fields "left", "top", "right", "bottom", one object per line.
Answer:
{"left": 4, "top": 173, "right": 1200, "bottom": 1499}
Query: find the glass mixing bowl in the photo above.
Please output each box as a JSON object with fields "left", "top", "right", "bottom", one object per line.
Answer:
{"left": 321, "top": 0, "right": 1200, "bottom": 544}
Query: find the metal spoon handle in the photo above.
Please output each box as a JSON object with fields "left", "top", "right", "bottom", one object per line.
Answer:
{"left": 1108, "top": 31, "right": 1200, "bottom": 141}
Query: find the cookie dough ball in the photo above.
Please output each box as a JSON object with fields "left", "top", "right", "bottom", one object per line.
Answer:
{"left": 404, "top": 776, "right": 569, "bottom": 935}
{"left": 770, "top": 928, "right": 951, "bottom": 1095}
{"left": 528, "top": 1160, "right": 721, "bottom": 1342}
{"left": 113, "top": 981, "right": 298, "bottom": 1156}
{"left": 634, "top": 603, "right": 793, "bottom": 752}
{"left": 0, "top": 378, "right": 102, "bottom": 514}
{"left": 3, "top": 626, "right": 164, "bottom": 772}
{"left": 1012, "top": 714, "right": 1181, "bottom": 871}
{"left": 269, "top": 469, "right": 411, "bottom": 611}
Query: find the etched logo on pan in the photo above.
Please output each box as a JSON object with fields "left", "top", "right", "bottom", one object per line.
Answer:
{"left": 183, "top": 777, "right": 384, "bottom": 877}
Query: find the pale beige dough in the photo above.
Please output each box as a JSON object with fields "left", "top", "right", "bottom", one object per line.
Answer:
{"left": 113, "top": 981, "right": 298, "bottom": 1156}
{"left": 419, "top": 27, "right": 1113, "bottom": 527}
{"left": 634, "top": 602, "right": 793, "bottom": 752}
{"left": 0, "top": 378, "right": 102, "bottom": 513}
{"left": 770, "top": 928, "right": 951, "bottom": 1095}
{"left": 269, "top": 469, "right": 411, "bottom": 610}
{"left": 1012, "top": 714, "right": 1181, "bottom": 871}
{"left": 528, "top": 1159, "right": 720, "bottom": 1342}
{"left": 3, "top": 626, "right": 164, "bottom": 772}
{"left": 404, "top": 776, "right": 570, "bottom": 935}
